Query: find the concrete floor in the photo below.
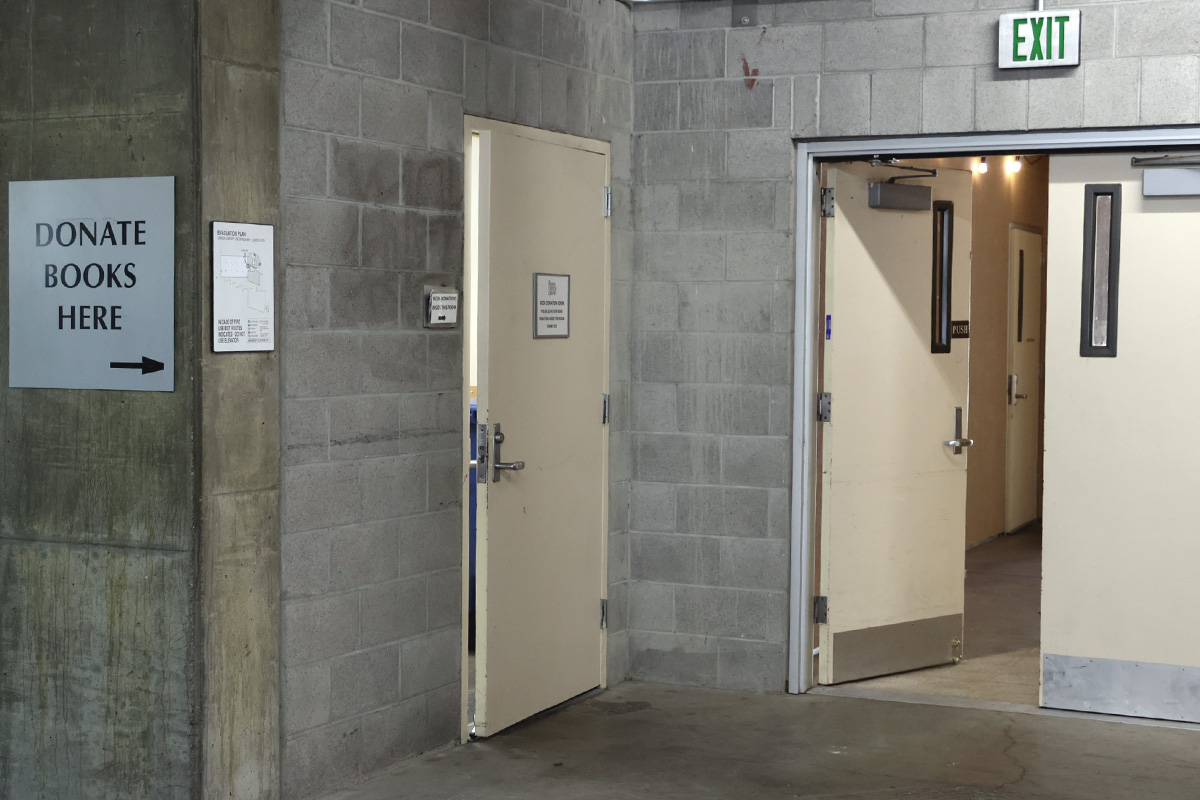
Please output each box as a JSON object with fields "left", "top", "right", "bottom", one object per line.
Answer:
{"left": 315, "top": 528, "right": 1200, "bottom": 800}
{"left": 317, "top": 680, "right": 1200, "bottom": 799}
{"left": 833, "top": 528, "right": 1043, "bottom": 706}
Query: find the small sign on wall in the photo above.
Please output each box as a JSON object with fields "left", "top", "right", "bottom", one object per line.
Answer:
{"left": 423, "top": 284, "right": 460, "bottom": 328}
{"left": 999, "top": 10, "right": 1080, "bottom": 69}
{"left": 212, "top": 222, "right": 275, "bottom": 352}
{"left": 952, "top": 320, "right": 971, "bottom": 339}
{"left": 533, "top": 273, "right": 570, "bottom": 339}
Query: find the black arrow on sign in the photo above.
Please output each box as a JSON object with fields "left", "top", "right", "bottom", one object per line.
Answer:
{"left": 109, "top": 357, "right": 165, "bottom": 375}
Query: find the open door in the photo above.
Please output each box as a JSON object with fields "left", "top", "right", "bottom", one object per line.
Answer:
{"left": 818, "top": 162, "right": 973, "bottom": 684}
{"left": 469, "top": 120, "right": 610, "bottom": 737}
{"left": 1005, "top": 227, "right": 1044, "bottom": 532}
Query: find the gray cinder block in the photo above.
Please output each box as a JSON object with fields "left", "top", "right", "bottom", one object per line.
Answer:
{"left": 284, "top": 461, "right": 361, "bottom": 533}
{"left": 284, "top": 198, "right": 360, "bottom": 266}
{"left": 331, "top": 5, "right": 401, "bottom": 78}
{"left": 403, "top": 24, "right": 465, "bottom": 93}
{"left": 362, "top": 79, "right": 429, "bottom": 147}
{"left": 635, "top": 30, "right": 725, "bottom": 81}
{"left": 283, "top": 529, "right": 332, "bottom": 598}
{"left": 360, "top": 454, "right": 428, "bottom": 521}
{"left": 492, "top": 0, "right": 545, "bottom": 56}
{"left": 361, "top": 576, "right": 428, "bottom": 647}
{"left": 720, "top": 435, "right": 790, "bottom": 489}
{"left": 725, "top": 24, "right": 821, "bottom": 77}
{"left": 823, "top": 17, "right": 924, "bottom": 72}
{"left": 284, "top": 331, "right": 363, "bottom": 397}
{"left": 402, "top": 150, "right": 465, "bottom": 211}
{"left": 283, "top": 592, "right": 361, "bottom": 666}
{"left": 363, "top": 207, "right": 427, "bottom": 271}
{"left": 331, "top": 520, "right": 402, "bottom": 591}
{"left": 331, "top": 645, "right": 401, "bottom": 718}
{"left": 329, "top": 268, "right": 400, "bottom": 331}
{"left": 283, "top": 662, "right": 331, "bottom": 734}
{"left": 400, "top": 628, "right": 460, "bottom": 698}
{"left": 431, "top": 0, "right": 489, "bottom": 40}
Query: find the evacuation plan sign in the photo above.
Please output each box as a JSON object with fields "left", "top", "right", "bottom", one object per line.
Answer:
{"left": 8, "top": 177, "right": 175, "bottom": 391}
{"left": 212, "top": 221, "right": 275, "bottom": 352}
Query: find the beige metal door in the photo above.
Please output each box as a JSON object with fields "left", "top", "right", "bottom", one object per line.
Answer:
{"left": 469, "top": 119, "right": 609, "bottom": 737}
{"left": 1005, "top": 228, "right": 1044, "bottom": 532}
{"left": 818, "top": 163, "right": 973, "bottom": 684}
{"left": 1042, "top": 154, "right": 1200, "bottom": 722}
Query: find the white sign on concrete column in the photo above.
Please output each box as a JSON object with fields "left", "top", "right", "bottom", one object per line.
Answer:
{"left": 212, "top": 222, "right": 275, "bottom": 352}
{"left": 8, "top": 177, "right": 175, "bottom": 391}
{"left": 998, "top": 9, "right": 1081, "bottom": 69}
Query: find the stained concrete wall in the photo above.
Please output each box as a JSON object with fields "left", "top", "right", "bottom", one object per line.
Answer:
{"left": 626, "top": 0, "right": 1200, "bottom": 692}
{"left": 0, "top": 2, "right": 200, "bottom": 798}
{"left": 1, "top": 2, "right": 282, "bottom": 797}
{"left": 278, "top": 1, "right": 633, "bottom": 797}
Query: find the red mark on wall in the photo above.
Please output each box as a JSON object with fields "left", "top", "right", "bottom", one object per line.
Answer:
{"left": 741, "top": 57, "right": 759, "bottom": 90}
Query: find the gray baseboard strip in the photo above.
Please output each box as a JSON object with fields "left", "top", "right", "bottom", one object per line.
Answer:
{"left": 1042, "top": 653, "right": 1200, "bottom": 724}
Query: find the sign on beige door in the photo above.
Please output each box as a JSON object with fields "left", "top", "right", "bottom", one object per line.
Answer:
{"left": 465, "top": 118, "right": 610, "bottom": 737}
{"left": 818, "top": 162, "right": 974, "bottom": 684}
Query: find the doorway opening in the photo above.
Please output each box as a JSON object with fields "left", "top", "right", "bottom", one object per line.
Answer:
{"left": 810, "top": 153, "right": 1049, "bottom": 708}
{"left": 794, "top": 128, "right": 1200, "bottom": 725}
{"left": 462, "top": 117, "right": 612, "bottom": 742}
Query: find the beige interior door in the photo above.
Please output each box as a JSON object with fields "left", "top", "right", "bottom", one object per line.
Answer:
{"left": 1005, "top": 228, "right": 1044, "bottom": 532}
{"left": 1042, "top": 154, "right": 1200, "bottom": 722}
{"left": 818, "top": 163, "right": 973, "bottom": 685}
{"left": 469, "top": 119, "right": 610, "bottom": 737}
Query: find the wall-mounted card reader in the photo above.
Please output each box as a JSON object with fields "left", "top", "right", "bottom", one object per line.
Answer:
{"left": 424, "top": 284, "right": 460, "bottom": 329}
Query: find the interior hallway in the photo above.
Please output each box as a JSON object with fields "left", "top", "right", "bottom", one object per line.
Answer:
{"left": 313, "top": 679, "right": 1199, "bottom": 800}
{"left": 830, "top": 527, "right": 1043, "bottom": 707}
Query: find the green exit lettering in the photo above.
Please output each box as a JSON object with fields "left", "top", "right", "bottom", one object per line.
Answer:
{"left": 1012, "top": 14, "right": 1071, "bottom": 63}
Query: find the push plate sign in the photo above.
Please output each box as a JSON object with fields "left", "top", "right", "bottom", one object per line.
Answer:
{"left": 999, "top": 9, "right": 1080, "bottom": 69}
{"left": 8, "top": 177, "right": 175, "bottom": 391}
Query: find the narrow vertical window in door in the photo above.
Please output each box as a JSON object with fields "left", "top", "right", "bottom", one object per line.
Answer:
{"left": 1080, "top": 184, "right": 1121, "bottom": 357}
{"left": 1017, "top": 251, "right": 1025, "bottom": 343}
{"left": 932, "top": 201, "right": 954, "bottom": 354}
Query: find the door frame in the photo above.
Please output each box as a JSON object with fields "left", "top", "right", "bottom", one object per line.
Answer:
{"left": 461, "top": 116, "right": 612, "bottom": 740}
{"left": 789, "top": 127, "right": 1200, "bottom": 695}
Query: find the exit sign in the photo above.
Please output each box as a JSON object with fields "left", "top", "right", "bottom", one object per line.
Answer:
{"left": 999, "top": 10, "right": 1080, "bottom": 69}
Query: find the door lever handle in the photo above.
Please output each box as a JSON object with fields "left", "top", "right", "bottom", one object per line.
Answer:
{"left": 491, "top": 424, "right": 526, "bottom": 482}
{"left": 944, "top": 407, "right": 973, "bottom": 455}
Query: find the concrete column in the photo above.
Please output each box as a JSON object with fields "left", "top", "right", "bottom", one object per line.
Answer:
{"left": 0, "top": 2, "right": 282, "bottom": 797}
{"left": 198, "top": 1, "right": 282, "bottom": 798}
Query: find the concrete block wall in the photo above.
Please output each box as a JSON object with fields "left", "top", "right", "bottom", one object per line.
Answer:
{"left": 627, "top": 0, "right": 1200, "bottom": 692}
{"left": 279, "top": 1, "right": 632, "bottom": 797}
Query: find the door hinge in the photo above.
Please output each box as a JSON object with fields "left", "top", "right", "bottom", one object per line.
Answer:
{"left": 820, "top": 187, "right": 835, "bottom": 218}
{"left": 600, "top": 599, "right": 608, "bottom": 629}
{"left": 602, "top": 393, "right": 611, "bottom": 424}
{"left": 604, "top": 186, "right": 612, "bottom": 218}
{"left": 817, "top": 392, "right": 832, "bottom": 423}
{"left": 814, "top": 596, "right": 828, "bottom": 625}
